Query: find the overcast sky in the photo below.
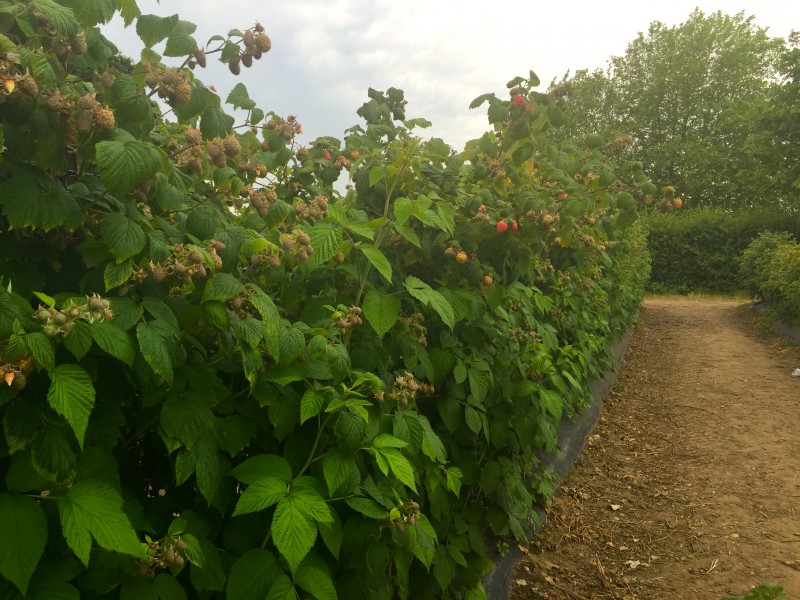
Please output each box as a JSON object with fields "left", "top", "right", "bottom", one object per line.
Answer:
{"left": 105, "top": 1, "right": 799, "bottom": 151}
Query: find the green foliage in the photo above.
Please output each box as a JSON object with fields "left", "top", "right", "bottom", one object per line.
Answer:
{"left": 723, "top": 583, "right": 788, "bottom": 600}
{"left": 550, "top": 10, "right": 793, "bottom": 211}
{"left": 0, "top": 4, "right": 651, "bottom": 599}
{"left": 646, "top": 207, "right": 800, "bottom": 294}
{"left": 739, "top": 232, "right": 800, "bottom": 325}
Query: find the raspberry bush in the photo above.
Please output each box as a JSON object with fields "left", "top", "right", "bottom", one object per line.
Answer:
{"left": 0, "top": 3, "right": 654, "bottom": 598}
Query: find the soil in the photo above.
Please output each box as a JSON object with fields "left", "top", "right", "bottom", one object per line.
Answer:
{"left": 510, "top": 297, "right": 800, "bottom": 600}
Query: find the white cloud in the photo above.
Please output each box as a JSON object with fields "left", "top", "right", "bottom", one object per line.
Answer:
{"left": 106, "top": 0, "right": 800, "bottom": 150}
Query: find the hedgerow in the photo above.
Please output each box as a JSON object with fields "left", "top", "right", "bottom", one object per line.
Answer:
{"left": 0, "top": 2, "right": 653, "bottom": 598}
{"left": 646, "top": 207, "right": 800, "bottom": 294}
{"left": 739, "top": 232, "right": 800, "bottom": 325}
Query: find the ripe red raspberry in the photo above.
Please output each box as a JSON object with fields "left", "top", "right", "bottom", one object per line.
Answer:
{"left": 496, "top": 221, "right": 508, "bottom": 233}
{"left": 512, "top": 95, "right": 525, "bottom": 107}
{"left": 324, "top": 151, "right": 332, "bottom": 160}
{"left": 511, "top": 220, "right": 518, "bottom": 232}
{"left": 561, "top": 193, "right": 568, "bottom": 200}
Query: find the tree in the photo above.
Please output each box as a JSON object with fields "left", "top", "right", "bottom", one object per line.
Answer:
{"left": 552, "top": 10, "right": 786, "bottom": 210}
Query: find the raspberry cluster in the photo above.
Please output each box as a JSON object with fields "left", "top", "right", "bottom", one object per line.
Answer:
{"left": 294, "top": 195, "right": 329, "bottom": 222}
{"left": 35, "top": 295, "right": 113, "bottom": 337}
{"left": 141, "top": 242, "right": 225, "bottom": 290}
{"left": 384, "top": 371, "right": 434, "bottom": 407}
{"left": 227, "top": 24, "right": 271, "bottom": 75}
{"left": 144, "top": 66, "right": 192, "bottom": 106}
{"left": 263, "top": 115, "right": 303, "bottom": 145}
{"left": 334, "top": 306, "right": 363, "bottom": 331}
{"left": 137, "top": 536, "right": 188, "bottom": 577}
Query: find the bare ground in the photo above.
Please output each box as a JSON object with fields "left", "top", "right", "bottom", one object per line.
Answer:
{"left": 510, "top": 297, "right": 800, "bottom": 600}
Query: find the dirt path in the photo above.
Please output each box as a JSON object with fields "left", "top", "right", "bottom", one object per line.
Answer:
{"left": 510, "top": 297, "right": 800, "bottom": 599}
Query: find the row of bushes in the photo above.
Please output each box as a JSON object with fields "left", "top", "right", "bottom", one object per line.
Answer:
{"left": 0, "top": 3, "right": 652, "bottom": 599}
{"left": 740, "top": 232, "right": 800, "bottom": 325}
{"left": 646, "top": 207, "right": 800, "bottom": 294}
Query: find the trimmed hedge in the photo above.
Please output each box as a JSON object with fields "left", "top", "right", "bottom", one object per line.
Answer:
{"left": 646, "top": 207, "right": 800, "bottom": 294}
{"left": 739, "top": 232, "right": 800, "bottom": 325}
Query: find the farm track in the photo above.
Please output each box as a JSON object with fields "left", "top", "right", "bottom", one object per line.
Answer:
{"left": 510, "top": 297, "right": 800, "bottom": 599}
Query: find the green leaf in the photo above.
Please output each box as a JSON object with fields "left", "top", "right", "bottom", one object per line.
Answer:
{"left": 358, "top": 245, "right": 392, "bottom": 283}
{"left": 91, "top": 321, "right": 135, "bottom": 366}
{"left": 117, "top": 0, "right": 141, "bottom": 26}
{"left": 3, "top": 401, "right": 40, "bottom": 454}
{"left": 25, "top": 332, "right": 54, "bottom": 372}
{"left": 333, "top": 410, "right": 365, "bottom": 452}
{"left": 393, "top": 197, "right": 414, "bottom": 225}
{"left": 272, "top": 495, "right": 317, "bottom": 573}
{"left": 227, "top": 83, "right": 256, "bottom": 110}
{"left": 190, "top": 538, "right": 225, "bottom": 592}
{"left": 200, "top": 106, "right": 234, "bottom": 140}
{"left": 57, "top": 479, "right": 143, "bottom": 567}
{"left": 47, "top": 365, "right": 95, "bottom": 447}
{"left": 375, "top": 448, "right": 416, "bottom": 492}
{"left": 136, "top": 13, "right": 178, "bottom": 47}
{"left": 362, "top": 290, "right": 400, "bottom": 337}
{"left": 230, "top": 454, "right": 293, "bottom": 485}
{"left": 95, "top": 139, "right": 161, "bottom": 194}
{"left": 445, "top": 466, "right": 462, "bottom": 496}
{"left": 278, "top": 325, "right": 305, "bottom": 366}
{"left": 233, "top": 476, "right": 287, "bottom": 516}
{"left": 317, "top": 510, "right": 342, "bottom": 558}
{"left": 321, "top": 449, "right": 355, "bottom": 496}
{"left": 101, "top": 213, "right": 147, "bottom": 262}
{"left": 226, "top": 549, "right": 282, "bottom": 600}
{"left": 30, "top": 427, "right": 76, "bottom": 483}
{"left": 32, "top": 0, "right": 81, "bottom": 36}
{"left": 294, "top": 553, "right": 337, "bottom": 600}
{"left": 404, "top": 276, "right": 455, "bottom": 329}
{"left": 464, "top": 406, "right": 481, "bottom": 434}
{"left": 104, "top": 259, "right": 133, "bottom": 291}
{"left": 372, "top": 434, "right": 408, "bottom": 449}
{"left": 136, "top": 322, "right": 174, "bottom": 384}
{"left": 368, "top": 166, "right": 387, "bottom": 187}
{"left": 344, "top": 496, "right": 388, "bottom": 519}
{"left": 62, "top": 0, "right": 115, "bottom": 26}
{"left": 201, "top": 273, "right": 244, "bottom": 303}
{"left": 0, "top": 494, "right": 47, "bottom": 595}
{"left": 300, "top": 389, "right": 326, "bottom": 425}
{"left": 306, "top": 224, "right": 343, "bottom": 269}
{"left": 468, "top": 368, "right": 490, "bottom": 403}
{"left": 164, "top": 21, "right": 198, "bottom": 57}
{"left": 160, "top": 392, "right": 215, "bottom": 447}
{"left": 0, "top": 169, "right": 82, "bottom": 232}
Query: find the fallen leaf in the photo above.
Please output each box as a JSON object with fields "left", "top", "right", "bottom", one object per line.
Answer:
{"left": 610, "top": 504, "right": 622, "bottom": 511}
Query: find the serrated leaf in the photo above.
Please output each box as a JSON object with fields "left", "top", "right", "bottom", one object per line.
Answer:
{"left": 317, "top": 509, "right": 342, "bottom": 558}
{"left": 229, "top": 454, "right": 293, "bottom": 484}
{"left": 468, "top": 368, "right": 490, "bottom": 403}
{"left": 272, "top": 495, "right": 317, "bottom": 573}
{"left": 155, "top": 574, "right": 187, "bottom": 600}
{"left": 368, "top": 166, "right": 387, "bottom": 187}
{"left": 25, "top": 332, "right": 54, "bottom": 372}
{"left": 61, "top": 0, "right": 115, "bottom": 26}
{"left": 464, "top": 406, "right": 481, "bottom": 434}
{"left": 0, "top": 169, "right": 82, "bottom": 232}
{"left": 136, "top": 322, "right": 174, "bottom": 384}
{"left": 0, "top": 494, "right": 47, "bottom": 595}
{"left": 95, "top": 139, "right": 161, "bottom": 194}
{"left": 202, "top": 273, "right": 244, "bottom": 303}
{"left": 306, "top": 224, "right": 343, "bottom": 269}
{"left": 101, "top": 213, "right": 147, "bottom": 262}
{"left": 362, "top": 290, "right": 400, "bottom": 337}
{"left": 3, "top": 401, "right": 40, "bottom": 454}
{"left": 375, "top": 447, "right": 416, "bottom": 492}
{"left": 91, "top": 321, "right": 135, "bottom": 366}
{"left": 104, "top": 259, "right": 133, "bottom": 291}
{"left": 47, "top": 364, "right": 95, "bottom": 447}
{"left": 300, "top": 389, "right": 326, "bottom": 425}
{"left": 226, "top": 549, "right": 282, "bottom": 600}
{"left": 30, "top": 427, "right": 76, "bottom": 483}
{"left": 394, "top": 223, "right": 421, "bottom": 247}
{"left": 200, "top": 106, "right": 234, "bottom": 140}
{"left": 227, "top": 83, "right": 256, "bottom": 110}
{"left": 233, "top": 476, "right": 287, "bottom": 516}
{"left": 372, "top": 434, "right": 408, "bottom": 449}
{"left": 164, "top": 21, "right": 198, "bottom": 57}
{"left": 278, "top": 325, "right": 305, "bottom": 366}
{"left": 136, "top": 13, "right": 178, "bottom": 47}
{"left": 321, "top": 449, "right": 355, "bottom": 496}
{"left": 393, "top": 197, "right": 414, "bottom": 225}
{"left": 404, "top": 276, "right": 455, "bottom": 329}
{"left": 358, "top": 245, "right": 392, "bottom": 284}
{"left": 160, "top": 392, "right": 214, "bottom": 447}
{"left": 32, "top": 0, "right": 81, "bottom": 36}
{"left": 446, "top": 466, "right": 462, "bottom": 496}
{"left": 294, "top": 553, "right": 337, "bottom": 600}
{"left": 117, "top": 0, "right": 141, "bottom": 26}
{"left": 190, "top": 538, "right": 225, "bottom": 592}
{"left": 333, "top": 410, "right": 365, "bottom": 453}
{"left": 57, "top": 479, "right": 143, "bottom": 567}
{"left": 344, "top": 496, "right": 389, "bottom": 519}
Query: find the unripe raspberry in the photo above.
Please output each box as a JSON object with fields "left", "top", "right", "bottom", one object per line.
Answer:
{"left": 255, "top": 34, "right": 272, "bottom": 52}
{"left": 94, "top": 107, "right": 115, "bottom": 130}
{"left": 455, "top": 251, "right": 468, "bottom": 264}
{"left": 228, "top": 55, "right": 241, "bottom": 76}
{"left": 207, "top": 142, "right": 223, "bottom": 159}
{"left": 268, "top": 255, "right": 281, "bottom": 268}
{"left": 296, "top": 231, "right": 311, "bottom": 246}
{"left": 152, "top": 266, "right": 167, "bottom": 283}
{"left": 88, "top": 296, "right": 105, "bottom": 312}
{"left": 72, "top": 32, "right": 88, "bottom": 55}
{"left": 75, "top": 111, "right": 94, "bottom": 133}
{"left": 46, "top": 92, "right": 72, "bottom": 114}
{"left": 17, "top": 74, "right": 38, "bottom": 97}
{"left": 189, "top": 250, "right": 204, "bottom": 264}
{"left": 11, "top": 372, "right": 26, "bottom": 391}
{"left": 173, "top": 82, "right": 192, "bottom": 104}
{"left": 222, "top": 135, "right": 241, "bottom": 157}
{"left": 241, "top": 53, "right": 253, "bottom": 68}
{"left": 78, "top": 92, "right": 99, "bottom": 111}
{"left": 194, "top": 48, "right": 207, "bottom": 68}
